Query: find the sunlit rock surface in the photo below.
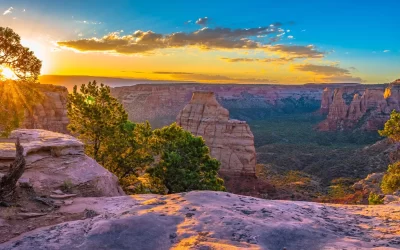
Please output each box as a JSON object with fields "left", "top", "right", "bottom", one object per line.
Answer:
{"left": 177, "top": 92, "right": 256, "bottom": 176}
{"left": 0, "top": 129, "right": 124, "bottom": 197}
{"left": 20, "top": 84, "right": 69, "bottom": 134}
{"left": 318, "top": 84, "right": 400, "bottom": 131}
{"left": 1, "top": 191, "right": 400, "bottom": 249}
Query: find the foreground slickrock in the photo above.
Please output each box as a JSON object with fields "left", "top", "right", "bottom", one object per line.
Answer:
{"left": 1, "top": 191, "right": 400, "bottom": 249}
{"left": 177, "top": 92, "right": 256, "bottom": 175}
{"left": 0, "top": 129, "right": 124, "bottom": 197}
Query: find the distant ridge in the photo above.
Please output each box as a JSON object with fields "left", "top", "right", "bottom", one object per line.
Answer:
{"left": 38, "top": 75, "right": 391, "bottom": 92}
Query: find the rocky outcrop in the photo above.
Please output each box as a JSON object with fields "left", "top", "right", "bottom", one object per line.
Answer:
{"left": 0, "top": 129, "right": 124, "bottom": 197}
{"left": 1, "top": 191, "right": 400, "bottom": 249}
{"left": 20, "top": 84, "right": 69, "bottom": 134}
{"left": 317, "top": 85, "right": 400, "bottom": 131}
{"left": 111, "top": 84, "right": 325, "bottom": 128}
{"left": 177, "top": 92, "right": 256, "bottom": 176}
{"left": 319, "top": 87, "right": 333, "bottom": 114}
{"left": 352, "top": 172, "right": 384, "bottom": 194}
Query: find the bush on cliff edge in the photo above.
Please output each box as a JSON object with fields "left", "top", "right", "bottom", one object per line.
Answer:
{"left": 67, "top": 81, "right": 225, "bottom": 194}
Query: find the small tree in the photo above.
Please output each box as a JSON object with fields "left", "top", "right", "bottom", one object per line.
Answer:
{"left": 0, "top": 27, "right": 43, "bottom": 135}
{"left": 104, "top": 121, "right": 155, "bottom": 179}
{"left": 67, "top": 81, "right": 128, "bottom": 162}
{"left": 368, "top": 192, "right": 384, "bottom": 205}
{"left": 379, "top": 111, "right": 400, "bottom": 194}
{"left": 0, "top": 27, "right": 41, "bottom": 81}
{"left": 379, "top": 110, "right": 400, "bottom": 141}
{"left": 381, "top": 162, "right": 400, "bottom": 194}
{"left": 148, "top": 123, "right": 225, "bottom": 194}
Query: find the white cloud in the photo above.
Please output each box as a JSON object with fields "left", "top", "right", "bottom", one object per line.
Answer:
{"left": 3, "top": 7, "right": 13, "bottom": 15}
{"left": 22, "top": 9, "right": 26, "bottom": 12}
{"left": 383, "top": 50, "right": 390, "bottom": 53}
{"left": 288, "top": 35, "right": 294, "bottom": 39}
{"left": 76, "top": 20, "right": 101, "bottom": 25}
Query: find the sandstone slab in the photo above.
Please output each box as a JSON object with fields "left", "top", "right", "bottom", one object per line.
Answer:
{"left": 1, "top": 191, "right": 400, "bottom": 249}
{"left": 0, "top": 129, "right": 124, "bottom": 197}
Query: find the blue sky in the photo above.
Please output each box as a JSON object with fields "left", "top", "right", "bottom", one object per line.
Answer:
{"left": 1, "top": 0, "right": 399, "bottom": 83}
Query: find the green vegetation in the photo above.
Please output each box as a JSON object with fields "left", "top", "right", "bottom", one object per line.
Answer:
{"left": 379, "top": 111, "right": 400, "bottom": 194}
{"left": 249, "top": 114, "right": 384, "bottom": 184}
{"left": 0, "top": 27, "right": 43, "bottom": 136}
{"left": 149, "top": 124, "right": 225, "bottom": 194}
{"left": 381, "top": 161, "right": 400, "bottom": 194}
{"left": 67, "top": 81, "right": 225, "bottom": 194}
{"left": 379, "top": 110, "right": 400, "bottom": 141}
{"left": 368, "top": 192, "right": 384, "bottom": 205}
{"left": 67, "top": 81, "right": 129, "bottom": 162}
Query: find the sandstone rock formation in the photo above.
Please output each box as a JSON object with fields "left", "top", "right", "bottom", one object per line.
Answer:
{"left": 1, "top": 191, "right": 400, "bottom": 249}
{"left": 20, "top": 84, "right": 69, "bottom": 134}
{"left": 318, "top": 85, "right": 400, "bottom": 131}
{"left": 0, "top": 129, "right": 124, "bottom": 197}
{"left": 111, "top": 83, "right": 325, "bottom": 128}
{"left": 176, "top": 92, "right": 256, "bottom": 176}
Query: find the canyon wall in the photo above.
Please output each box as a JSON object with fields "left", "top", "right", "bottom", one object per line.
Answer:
{"left": 317, "top": 84, "right": 400, "bottom": 131}
{"left": 111, "top": 84, "right": 325, "bottom": 128}
{"left": 21, "top": 84, "right": 69, "bottom": 134}
{"left": 176, "top": 92, "right": 256, "bottom": 176}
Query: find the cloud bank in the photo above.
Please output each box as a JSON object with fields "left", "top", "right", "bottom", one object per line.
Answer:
{"left": 294, "top": 64, "right": 362, "bottom": 83}
{"left": 57, "top": 23, "right": 325, "bottom": 59}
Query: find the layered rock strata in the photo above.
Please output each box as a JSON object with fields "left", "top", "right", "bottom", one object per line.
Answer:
{"left": 0, "top": 129, "right": 124, "bottom": 197}
{"left": 318, "top": 85, "right": 400, "bottom": 131}
{"left": 177, "top": 92, "right": 256, "bottom": 176}
{"left": 20, "top": 84, "right": 69, "bottom": 134}
{"left": 111, "top": 83, "right": 325, "bottom": 128}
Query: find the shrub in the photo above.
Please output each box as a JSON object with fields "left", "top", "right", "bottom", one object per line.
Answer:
{"left": 368, "top": 192, "right": 384, "bottom": 205}
{"left": 381, "top": 162, "right": 400, "bottom": 194}
{"left": 148, "top": 123, "right": 225, "bottom": 194}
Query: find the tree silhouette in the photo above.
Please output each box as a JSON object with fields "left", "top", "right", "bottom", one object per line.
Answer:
{"left": 0, "top": 27, "right": 42, "bottom": 81}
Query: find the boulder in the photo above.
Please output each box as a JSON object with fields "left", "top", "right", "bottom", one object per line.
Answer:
{"left": 177, "top": 92, "right": 256, "bottom": 176}
{"left": 383, "top": 195, "right": 400, "bottom": 204}
{"left": 0, "top": 129, "right": 124, "bottom": 197}
{"left": 352, "top": 172, "right": 384, "bottom": 194}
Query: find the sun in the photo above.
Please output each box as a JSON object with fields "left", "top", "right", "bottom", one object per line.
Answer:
{"left": 0, "top": 67, "right": 18, "bottom": 80}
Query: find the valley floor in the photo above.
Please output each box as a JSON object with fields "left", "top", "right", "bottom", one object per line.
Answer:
{"left": 1, "top": 191, "right": 399, "bottom": 250}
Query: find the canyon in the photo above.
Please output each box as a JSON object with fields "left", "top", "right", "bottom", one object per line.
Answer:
{"left": 111, "top": 83, "right": 327, "bottom": 128}
{"left": 26, "top": 82, "right": 400, "bottom": 135}
{"left": 177, "top": 92, "right": 256, "bottom": 176}
{"left": 111, "top": 82, "right": 400, "bottom": 132}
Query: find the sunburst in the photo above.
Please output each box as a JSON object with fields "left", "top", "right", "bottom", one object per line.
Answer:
{"left": 0, "top": 67, "right": 18, "bottom": 80}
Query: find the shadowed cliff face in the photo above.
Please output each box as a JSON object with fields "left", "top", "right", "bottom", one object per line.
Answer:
{"left": 317, "top": 84, "right": 400, "bottom": 131}
{"left": 21, "top": 84, "right": 69, "bottom": 134}
{"left": 111, "top": 84, "right": 324, "bottom": 128}
{"left": 176, "top": 91, "right": 256, "bottom": 176}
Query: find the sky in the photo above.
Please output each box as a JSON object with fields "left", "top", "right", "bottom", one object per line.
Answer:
{"left": 0, "top": 0, "right": 399, "bottom": 84}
